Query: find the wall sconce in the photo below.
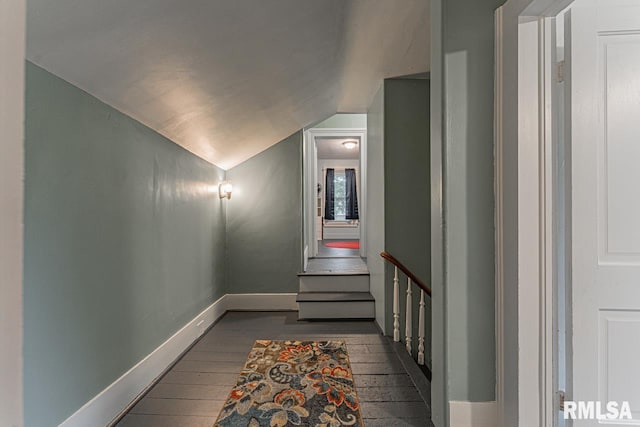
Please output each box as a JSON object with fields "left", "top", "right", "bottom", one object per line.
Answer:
{"left": 342, "top": 140, "right": 358, "bottom": 150}
{"left": 218, "top": 181, "right": 233, "bottom": 199}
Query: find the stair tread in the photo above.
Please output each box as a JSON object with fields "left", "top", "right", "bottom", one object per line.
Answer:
{"left": 304, "top": 258, "right": 369, "bottom": 275}
{"left": 296, "top": 292, "right": 375, "bottom": 302}
{"left": 298, "top": 271, "right": 370, "bottom": 277}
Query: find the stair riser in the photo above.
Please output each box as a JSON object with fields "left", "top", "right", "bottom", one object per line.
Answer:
{"left": 299, "top": 275, "right": 369, "bottom": 293}
{"left": 298, "top": 301, "right": 375, "bottom": 320}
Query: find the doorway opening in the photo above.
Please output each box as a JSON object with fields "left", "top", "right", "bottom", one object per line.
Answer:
{"left": 316, "top": 136, "right": 362, "bottom": 258}
{"left": 497, "top": 0, "right": 640, "bottom": 424}
{"left": 303, "top": 117, "right": 367, "bottom": 268}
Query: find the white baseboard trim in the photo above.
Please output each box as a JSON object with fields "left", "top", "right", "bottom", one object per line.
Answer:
{"left": 225, "top": 293, "right": 298, "bottom": 311}
{"left": 449, "top": 401, "right": 497, "bottom": 427}
{"left": 59, "top": 293, "right": 297, "bottom": 427}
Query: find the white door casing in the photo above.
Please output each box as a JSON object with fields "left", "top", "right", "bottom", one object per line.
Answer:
{"left": 569, "top": 0, "right": 640, "bottom": 424}
{"left": 303, "top": 127, "right": 367, "bottom": 260}
{"left": 493, "top": 0, "right": 640, "bottom": 425}
{"left": 0, "top": 0, "right": 26, "bottom": 426}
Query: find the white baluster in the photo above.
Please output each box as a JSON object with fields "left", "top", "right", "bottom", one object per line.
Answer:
{"left": 418, "top": 289, "right": 425, "bottom": 365}
{"left": 405, "top": 277, "right": 412, "bottom": 354}
{"left": 393, "top": 266, "right": 400, "bottom": 342}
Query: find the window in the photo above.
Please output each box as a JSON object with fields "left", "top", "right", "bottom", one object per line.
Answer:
{"left": 334, "top": 170, "right": 346, "bottom": 219}
{"left": 324, "top": 167, "right": 358, "bottom": 222}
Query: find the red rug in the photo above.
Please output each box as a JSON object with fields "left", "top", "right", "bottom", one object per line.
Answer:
{"left": 324, "top": 241, "right": 360, "bottom": 249}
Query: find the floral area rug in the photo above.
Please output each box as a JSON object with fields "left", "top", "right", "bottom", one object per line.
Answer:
{"left": 214, "top": 340, "right": 364, "bottom": 427}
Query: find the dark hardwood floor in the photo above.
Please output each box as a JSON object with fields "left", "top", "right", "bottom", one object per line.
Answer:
{"left": 305, "top": 256, "right": 368, "bottom": 274}
{"left": 115, "top": 311, "right": 431, "bottom": 427}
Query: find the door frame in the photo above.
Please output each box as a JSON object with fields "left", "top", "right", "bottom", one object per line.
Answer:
{"left": 0, "top": 0, "right": 26, "bottom": 425}
{"left": 303, "top": 127, "right": 367, "bottom": 262}
{"left": 495, "top": 0, "right": 574, "bottom": 425}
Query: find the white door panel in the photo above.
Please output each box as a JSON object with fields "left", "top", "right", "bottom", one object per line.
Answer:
{"left": 599, "top": 34, "right": 640, "bottom": 262}
{"left": 599, "top": 310, "right": 640, "bottom": 420}
{"left": 570, "top": 0, "right": 640, "bottom": 425}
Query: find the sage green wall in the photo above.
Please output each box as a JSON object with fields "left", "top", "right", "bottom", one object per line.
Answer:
{"left": 437, "top": 0, "right": 504, "bottom": 405}
{"left": 23, "top": 62, "right": 227, "bottom": 427}
{"left": 366, "top": 79, "right": 430, "bottom": 343}
{"left": 312, "top": 113, "right": 367, "bottom": 129}
{"left": 383, "top": 78, "right": 431, "bottom": 360}
{"left": 225, "top": 132, "right": 303, "bottom": 293}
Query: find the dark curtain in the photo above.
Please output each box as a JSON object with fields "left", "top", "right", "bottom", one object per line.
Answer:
{"left": 345, "top": 168, "right": 359, "bottom": 220}
{"left": 324, "top": 168, "right": 335, "bottom": 220}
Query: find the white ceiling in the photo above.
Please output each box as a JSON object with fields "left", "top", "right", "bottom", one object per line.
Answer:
{"left": 317, "top": 137, "right": 360, "bottom": 160}
{"left": 26, "top": 0, "right": 429, "bottom": 169}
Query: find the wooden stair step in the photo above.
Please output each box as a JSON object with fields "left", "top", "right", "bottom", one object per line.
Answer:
{"left": 298, "top": 274, "right": 370, "bottom": 293}
{"left": 297, "top": 271, "right": 369, "bottom": 276}
{"left": 296, "top": 292, "right": 375, "bottom": 302}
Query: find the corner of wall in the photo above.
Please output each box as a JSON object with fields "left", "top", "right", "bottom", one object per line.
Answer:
{"left": 222, "top": 169, "right": 230, "bottom": 295}
{"left": 224, "top": 131, "right": 303, "bottom": 294}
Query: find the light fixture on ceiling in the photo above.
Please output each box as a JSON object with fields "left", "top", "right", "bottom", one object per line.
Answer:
{"left": 218, "top": 181, "right": 233, "bottom": 199}
{"left": 342, "top": 140, "right": 358, "bottom": 150}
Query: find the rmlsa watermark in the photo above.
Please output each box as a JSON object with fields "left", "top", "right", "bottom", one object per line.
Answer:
{"left": 564, "top": 401, "right": 632, "bottom": 420}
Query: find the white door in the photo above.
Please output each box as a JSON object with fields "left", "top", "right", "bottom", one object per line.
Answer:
{"left": 569, "top": 0, "right": 640, "bottom": 424}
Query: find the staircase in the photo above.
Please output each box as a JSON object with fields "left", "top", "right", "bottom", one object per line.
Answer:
{"left": 380, "top": 251, "right": 432, "bottom": 380}
{"left": 297, "top": 258, "right": 375, "bottom": 320}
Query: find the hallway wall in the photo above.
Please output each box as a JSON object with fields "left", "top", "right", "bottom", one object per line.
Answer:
{"left": 429, "top": 0, "right": 506, "bottom": 425}
{"left": 366, "top": 78, "right": 431, "bottom": 349}
{"left": 23, "top": 62, "right": 227, "bottom": 427}
{"left": 225, "top": 132, "right": 303, "bottom": 293}
{"left": 441, "top": 0, "right": 502, "bottom": 404}
{"left": 383, "top": 77, "right": 431, "bottom": 358}
{"left": 312, "top": 113, "right": 367, "bottom": 129}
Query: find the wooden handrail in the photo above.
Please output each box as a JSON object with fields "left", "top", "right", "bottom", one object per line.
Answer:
{"left": 380, "top": 252, "right": 431, "bottom": 297}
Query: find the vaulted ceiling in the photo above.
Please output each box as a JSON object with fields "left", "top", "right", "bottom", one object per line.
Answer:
{"left": 26, "top": 0, "right": 429, "bottom": 169}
